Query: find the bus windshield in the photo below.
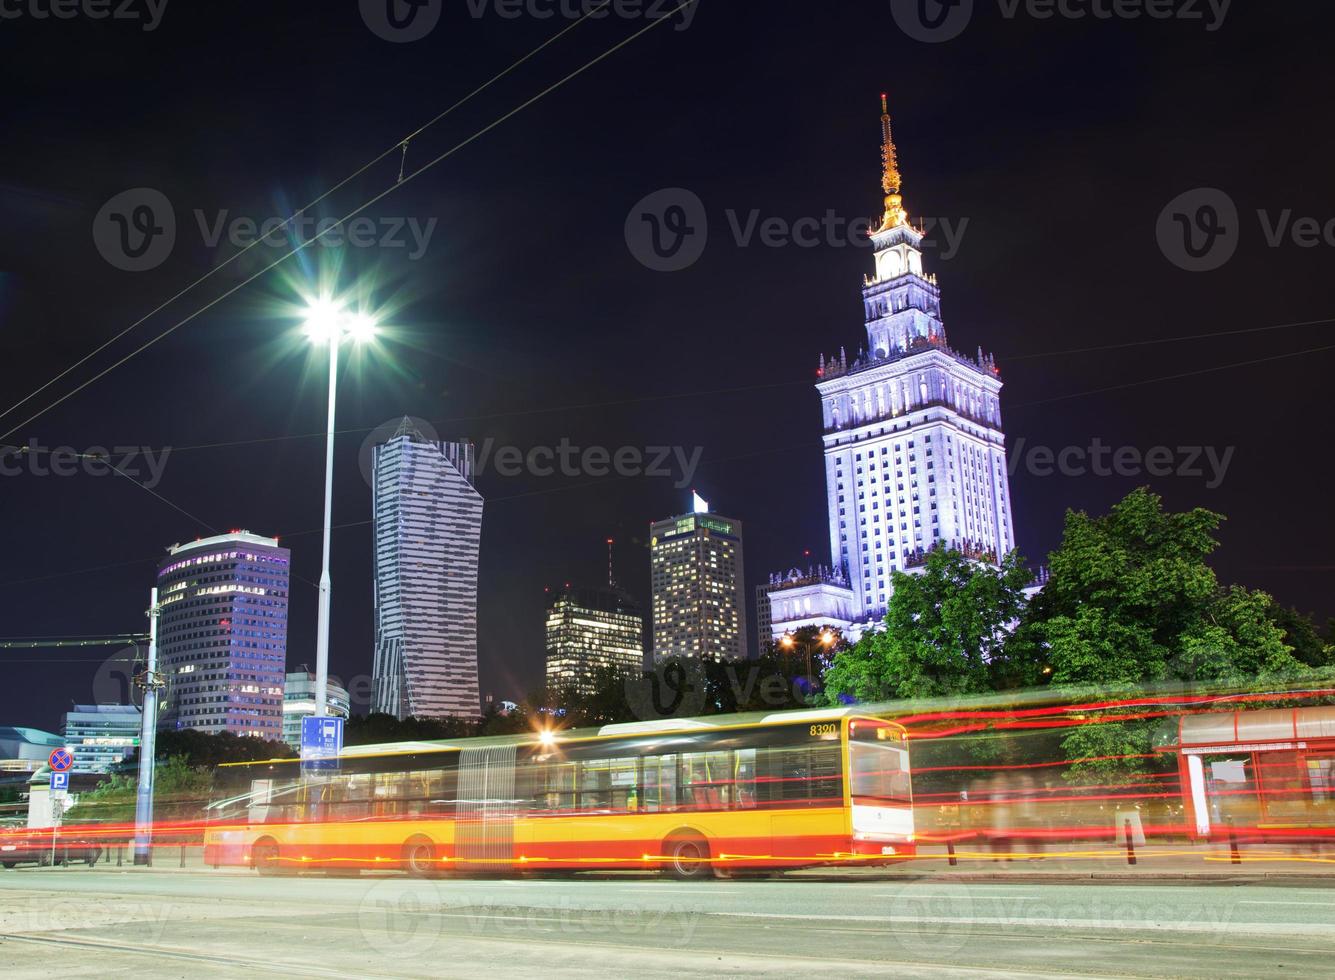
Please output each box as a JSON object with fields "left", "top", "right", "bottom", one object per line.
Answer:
{"left": 849, "top": 725, "right": 911, "bottom": 804}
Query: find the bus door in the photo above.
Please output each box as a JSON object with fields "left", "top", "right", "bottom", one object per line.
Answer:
{"left": 456, "top": 744, "right": 518, "bottom": 869}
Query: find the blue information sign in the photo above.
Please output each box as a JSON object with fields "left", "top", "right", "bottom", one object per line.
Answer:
{"left": 301, "top": 716, "right": 344, "bottom": 772}
{"left": 50, "top": 771, "right": 70, "bottom": 792}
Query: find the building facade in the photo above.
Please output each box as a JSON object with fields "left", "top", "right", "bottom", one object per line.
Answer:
{"left": 650, "top": 503, "right": 748, "bottom": 661}
{"left": 281, "top": 670, "right": 351, "bottom": 751}
{"left": 156, "top": 531, "right": 290, "bottom": 740}
{"left": 545, "top": 585, "right": 645, "bottom": 695}
{"left": 768, "top": 96, "right": 1018, "bottom": 643}
{"left": 62, "top": 705, "right": 141, "bottom": 773}
{"left": 371, "top": 419, "right": 484, "bottom": 720}
{"left": 0, "top": 727, "right": 66, "bottom": 774}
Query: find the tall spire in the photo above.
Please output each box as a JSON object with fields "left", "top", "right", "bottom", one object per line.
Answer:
{"left": 877, "top": 93, "right": 909, "bottom": 232}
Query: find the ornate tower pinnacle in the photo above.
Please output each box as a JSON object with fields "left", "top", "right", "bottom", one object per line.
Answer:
{"left": 877, "top": 93, "right": 909, "bottom": 232}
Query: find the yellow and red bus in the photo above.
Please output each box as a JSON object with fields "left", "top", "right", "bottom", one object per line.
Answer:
{"left": 204, "top": 708, "right": 913, "bottom": 878}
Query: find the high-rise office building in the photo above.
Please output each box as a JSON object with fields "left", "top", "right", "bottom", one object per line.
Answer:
{"left": 650, "top": 495, "right": 748, "bottom": 661}
{"left": 545, "top": 585, "right": 645, "bottom": 695}
{"left": 371, "top": 419, "right": 483, "bottom": 720}
{"left": 156, "top": 530, "right": 290, "bottom": 740}
{"left": 63, "top": 704, "right": 142, "bottom": 773}
{"left": 767, "top": 96, "right": 1019, "bottom": 642}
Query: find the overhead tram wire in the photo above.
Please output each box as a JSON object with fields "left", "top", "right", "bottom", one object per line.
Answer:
{"left": 0, "top": 0, "right": 622, "bottom": 435}
{"left": 0, "top": 635, "right": 148, "bottom": 649}
{"left": 5, "top": 307, "right": 1330, "bottom": 464}
{"left": 5, "top": 327, "right": 1333, "bottom": 594}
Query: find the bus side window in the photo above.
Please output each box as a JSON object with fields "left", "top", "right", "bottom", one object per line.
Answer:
{"left": 641, "top": 754, "right": 677, "bottom": 813}
{"left": 735, "top": 749, "right": 757, "bottom": 809}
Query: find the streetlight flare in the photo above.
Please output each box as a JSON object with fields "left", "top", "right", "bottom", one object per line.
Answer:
{"left": 302, "top": 298, "right": 345, "bottom": 344}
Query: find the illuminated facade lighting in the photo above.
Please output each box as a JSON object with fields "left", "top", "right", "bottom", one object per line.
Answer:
{"left": 649, "top": 506, "right": 748, "bottom": 661}
{"left": 371, "top": 418, "right": 483, "bottom": 720}
{"left": 544, "top": 585, "right": 646, "bottom": 694}
{"left": 156, "top": 530, "right": 290, "bottom": 740}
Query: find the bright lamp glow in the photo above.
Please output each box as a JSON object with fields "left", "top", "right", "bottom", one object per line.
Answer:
{"left": 538, "top": 729, "right": 557, "bottom": 747}
{"left": 302, "top": 299, "right": 379, "bottom": 346}
{"left": 302, "top": 299, "right": 345, "bottom": 344}
{"left": 346, "top": 313, "right": 379, "bottom": 344}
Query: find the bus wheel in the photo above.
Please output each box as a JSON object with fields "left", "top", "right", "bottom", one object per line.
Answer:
{"left": 253, "top": 839, "right": 283, "bottom": 876}
{"left": 664, "top": 833, "right": 711, "bottom": 881}
{"left": 402, "top": 837, "right": 438, "bottom": 879}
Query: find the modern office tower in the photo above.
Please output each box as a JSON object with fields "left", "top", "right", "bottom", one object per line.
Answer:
{"left": 545, "top": 585, "right": 645, "bottom": 695}
{"left": 281, "top": 669, "right": 351, "bottom": 750}
{"left": 156, "top": 530, "right": 290, "bottom": 740}
{"left": 371, "top": 419, "right": 483, "bottom": 720}
{"left": 650, "top": 495, "right": 748, "bottom": 661}
{"left": 62, "top": 704, "right": 142, "bottom": 773}
{"left": 769, "top": 96, "right": 1019, "bottom": 641}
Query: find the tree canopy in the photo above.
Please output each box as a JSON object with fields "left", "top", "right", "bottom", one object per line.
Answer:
{"left": 822, "top": 546, "right": 1036, "bottom": 704}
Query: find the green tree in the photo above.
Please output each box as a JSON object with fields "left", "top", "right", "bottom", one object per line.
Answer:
{"left": 125, "top": 729, "right": 295, "bottom": 769}
{"left": 822, "top": 547, "right": 1037, "bottom": 704}
{"left": 78, "top": 756, "right": 215, "bottom": 824}
{"left": 344, "top": 713, "right": 475, "bottom": 746}
{"left": 1026, "top": 488, "right": 1309, "bottom": 779}
{"left": 1267, "top": 604, "right": 1331, "bottom": 668}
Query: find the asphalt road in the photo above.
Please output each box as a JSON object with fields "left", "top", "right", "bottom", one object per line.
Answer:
{"left": 3, "top": 869, "right": 1335, "bottom": 978}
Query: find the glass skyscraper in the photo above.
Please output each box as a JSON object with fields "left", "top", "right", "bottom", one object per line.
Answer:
{"left": 371, "top": 419, "right": 483, "bottom": 720}
{"left": 156, "top": 530, "right": 290, "bottom": 740}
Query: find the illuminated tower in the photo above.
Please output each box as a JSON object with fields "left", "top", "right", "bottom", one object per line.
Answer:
{"left": 371, "top": 419, "right": 483, "bottom": 720}
{"left": 650, "top": 495, "right": 748, "bottom": 661}
{"left": 156, "top": 531, "right": 290, "bottom": 739}
{"left": 815, "top": 95, "right": 1016, "bottom": 621}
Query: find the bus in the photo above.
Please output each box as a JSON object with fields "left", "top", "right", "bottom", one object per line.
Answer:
{"left": 203, "top": 708, "right": 913, "bottom": 878}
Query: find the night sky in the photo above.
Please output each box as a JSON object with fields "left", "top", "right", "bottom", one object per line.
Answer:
{"left": 3, "top": 1, "right": 1333, "bottom": 732}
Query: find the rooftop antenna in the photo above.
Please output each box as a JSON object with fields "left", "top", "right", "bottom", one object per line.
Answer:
{"left": 606, "top": 537, "right": 616, "bottom": 587}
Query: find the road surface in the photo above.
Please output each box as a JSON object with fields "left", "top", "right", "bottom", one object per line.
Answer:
{"left": 3, "top": 868, "right": 1334, "bottom": 977}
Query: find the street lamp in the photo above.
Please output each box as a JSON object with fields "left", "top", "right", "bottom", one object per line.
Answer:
{"left": 303, "top": 297, "right": 378, "bottom": 715}
{"left": 780, "top": 629, "right": 838, "bottom": 690}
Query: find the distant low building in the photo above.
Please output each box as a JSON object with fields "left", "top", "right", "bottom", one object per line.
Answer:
{"left": 62, "top": 705, "right": 141, "bottom": 773}
{"left": 282, "top": 671, "right": 351, "bottom": 751}
{"left": 0, "top": 726, "right": 66, "bottom": 774}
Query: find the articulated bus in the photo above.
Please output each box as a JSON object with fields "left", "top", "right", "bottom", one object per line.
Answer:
{"left": 204, "top": 709, "right": 913, "bottom": 878}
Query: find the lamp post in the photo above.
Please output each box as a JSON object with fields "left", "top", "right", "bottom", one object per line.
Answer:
{"left": 303, "top": 300, "right": 377, "bottom": 716}
{"left": 780, "top": 628, "right": 837, "bottom": 690}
